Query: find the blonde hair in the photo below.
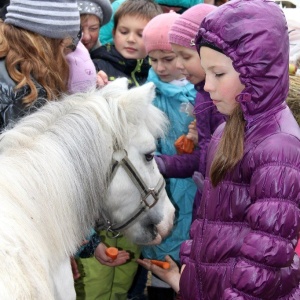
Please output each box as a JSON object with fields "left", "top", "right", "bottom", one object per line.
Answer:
{"left": 0, "top": 21, "right": 69, "bottom": 105}
{"left": 210, "top": 105, "right": 245, "bottom": 187}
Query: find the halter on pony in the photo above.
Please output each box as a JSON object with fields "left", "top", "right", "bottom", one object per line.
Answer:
{"left": 102, "top": 149, "right": 165, "bottom": 238}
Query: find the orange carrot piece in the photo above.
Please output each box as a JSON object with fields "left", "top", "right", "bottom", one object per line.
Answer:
{"left": 105, "top": 247, "right": 118, "bottom": 260}
{"left": 150, "top": 260, "right": 170, "bottom": 269}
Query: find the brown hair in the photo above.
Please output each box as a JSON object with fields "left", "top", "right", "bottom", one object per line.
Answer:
{"left": 0, "top": 21, "right": 69, "bottom": 105}
{"left": 210, "top": 105, "right": 245, "bottom": 187}
{"left": 113, "top": 0, "right": 162, "bottom": 31}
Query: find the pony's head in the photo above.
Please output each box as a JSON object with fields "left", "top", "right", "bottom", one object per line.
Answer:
{"left": 0, "top": 78, "right": 175, "bottom": 299}
{"left": 99, "top": 79, "right": 175, "bottom": 245}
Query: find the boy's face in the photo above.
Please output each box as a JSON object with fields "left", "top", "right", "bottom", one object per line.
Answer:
{"left": 149, "top": 50, "right": 184, "bottom": 83}
{"left": 113, "top": 15, "right": 149, "bottom": 59}
{"left": 171, "top": 44, "right": 205, "bottom": 85}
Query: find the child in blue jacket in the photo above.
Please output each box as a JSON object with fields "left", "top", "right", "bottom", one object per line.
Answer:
{"left": 141, "top": 12, "right": 197, "bottom": 298}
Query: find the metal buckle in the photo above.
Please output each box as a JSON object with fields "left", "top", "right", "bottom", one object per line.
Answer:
{"left": 106, "top": 226, "right": 121, "bottom": 238}
{"left": 142, "top": 188, "right": 159, "bottom": 208}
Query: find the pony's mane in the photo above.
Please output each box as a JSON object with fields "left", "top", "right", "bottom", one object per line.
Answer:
{"left": 0, "top": 87, "right": 127, "bottom": 152}
{"left": 145, "top": 103, "right": 169, "bottom": 140}
{"left": 0, "top": 86, "right": 128, "bottom": 257}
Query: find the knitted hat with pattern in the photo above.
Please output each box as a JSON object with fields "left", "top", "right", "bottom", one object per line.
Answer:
{"left": 78, "top": 0, "right": 112, "bottom": 26}
{"left": 5, "top": 0, "right": 80, "bottom": 40}
{"left": 168, "top": 3, "right": 216, "bottom": 51}
{"left": 143, "top": 11, "right": 180, "bottom": 54}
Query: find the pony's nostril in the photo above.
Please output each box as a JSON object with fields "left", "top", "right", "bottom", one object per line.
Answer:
{"left": 142, "top": 214, "right": 161, "bottom": 228}
{"left": 153, "top": 225, "right": 158, "bottom": 236}
{"left": 144, "top": 219, "right": 158, "bottom": 235}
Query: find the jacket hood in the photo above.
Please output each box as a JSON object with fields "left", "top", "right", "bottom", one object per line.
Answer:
{"left": 196, "top": 0, "right": 289, "bottom": 127}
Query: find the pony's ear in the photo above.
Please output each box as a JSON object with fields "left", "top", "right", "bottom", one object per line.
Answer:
{"left": 118, "top": 82, "right": 156, "bottom": 107}
{"left": 100, "top": 78, "right": 129, "bottom": 99}
{"left": 107, "top": 77, "right": 128, "bottom": 90}
{"left": 117, "top": 82, "right": 156, "bottom": 124}
{"left": 136, "top": 82, "right": 156, "bottom": 105}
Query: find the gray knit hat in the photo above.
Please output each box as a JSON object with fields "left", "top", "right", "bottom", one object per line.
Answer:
{"left": 5, "top": 0, "right": 80, "bottom": 40}
{"left": 78, "top": 0, "right": 112, "bottom": 26}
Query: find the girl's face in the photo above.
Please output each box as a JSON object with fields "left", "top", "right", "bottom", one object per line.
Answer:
{"left": 81, "top": 15, "right": 100, "bottom": 51}
{"left": 171, "top": 44, "right": 205, "bottom": 85}
{"left": 149, "top": 50, "right": 184, "bottom": 83}
{"left": 200, "top": 47, "right": 245, "bottom": 115}
{"left": 113, "top": 15, "right": 148, "bottom": 59}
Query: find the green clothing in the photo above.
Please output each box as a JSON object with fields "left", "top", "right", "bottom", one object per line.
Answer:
{"left": 75, "top": 231, "right": 141, "bottom": 300}
{"left": 91, "top": 44, "right": 150, "bottom": 88}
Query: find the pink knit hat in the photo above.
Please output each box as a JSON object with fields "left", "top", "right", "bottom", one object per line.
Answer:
{"left": 143, "top": 11, "right": 180, "bottom": 54}
{"left": 168, "top": 4, "right": 216, "bottom": 51}
{"left": 66, "top": 41, "right": 97, "bottom": 93}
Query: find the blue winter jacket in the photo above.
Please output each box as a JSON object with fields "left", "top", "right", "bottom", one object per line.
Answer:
{"left": 179, "top": 0, "right": 300, "bottom": 299}
{"left": 142, "top": 68, "right": 197, "bottom": 262}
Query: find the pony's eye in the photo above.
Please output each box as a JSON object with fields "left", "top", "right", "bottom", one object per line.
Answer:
{"left": 145, "top": 153, "right": 154, "bottom": 162}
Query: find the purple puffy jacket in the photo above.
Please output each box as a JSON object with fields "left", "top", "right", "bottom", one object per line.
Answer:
{"left": 179, "top": 0, "right": 300, "bottom": 299}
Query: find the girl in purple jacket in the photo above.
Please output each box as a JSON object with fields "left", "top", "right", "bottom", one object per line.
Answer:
{"left": 138, "top": 0, "right": 300, "bottom": 298}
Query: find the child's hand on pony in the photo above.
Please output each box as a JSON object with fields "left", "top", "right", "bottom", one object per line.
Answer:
{"left": 137, "top": 255, "right": 181, "bottom": 293}
{"left": 97, "top": 70, "right": 109, "bottom": 88}
{"left": 94, "top": 243, "right": 130, "bottom": 266}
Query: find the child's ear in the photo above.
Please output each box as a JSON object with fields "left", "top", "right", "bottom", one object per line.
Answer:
{"left": 112, "top": 29, "right": 116, "bottom": 38}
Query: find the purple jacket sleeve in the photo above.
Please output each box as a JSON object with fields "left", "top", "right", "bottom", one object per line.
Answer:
{"left": 158, "top": 150, "right": 200, "bottom": 178}
{"left": 158, "top": 85, "right": 225, "bottom": 179}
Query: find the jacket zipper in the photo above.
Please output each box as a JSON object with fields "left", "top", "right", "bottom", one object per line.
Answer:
{"left": 131, "top": 59, "right": 143, "bottom": 87}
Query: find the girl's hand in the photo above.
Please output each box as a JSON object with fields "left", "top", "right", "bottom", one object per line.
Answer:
{"left": 94, "top": 242, "right": 130, "bottom": 266}
{"left": 137, "top": 255, "right": 180, "bottom": 293}
{"left": 186, "top": 120, "right": 198, "bottom": 145}
{"left": 96, "top": 70, "right": 109, "bottom": 88}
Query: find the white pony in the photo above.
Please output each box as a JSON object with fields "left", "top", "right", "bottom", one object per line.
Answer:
{"left": 0, "top": 79, "right": 175, "bottom": 300}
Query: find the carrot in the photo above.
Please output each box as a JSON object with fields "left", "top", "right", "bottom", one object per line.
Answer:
{"left": 105, "top": 247, "right": 118, "bottom": 260}
{"left": 174, "top": 135, "right": 194, "bottom": 154}
{"left": 150, "top": 260, "right": 170, "bottom": 269}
